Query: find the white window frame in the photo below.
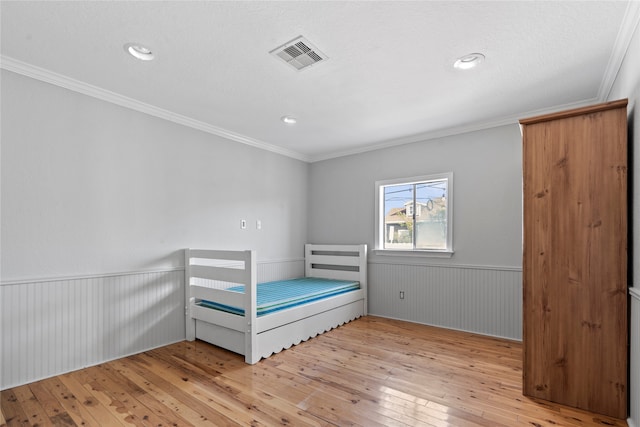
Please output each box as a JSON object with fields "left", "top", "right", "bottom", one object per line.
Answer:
{"left": 374, "top": 172, "right": 454, "bottom": 258}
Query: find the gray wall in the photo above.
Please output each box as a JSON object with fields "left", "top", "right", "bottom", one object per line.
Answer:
{"left": 1, "top": 70, "right": 308, "bottom": 281}
{"left": 308, "top": 124, "right": 523, "bottom": 339}
{"left": 308, "top": 125, "right": 523, "bottom": 267}
{"left": 0, "top": 69, "right": 308, "bottom": 388}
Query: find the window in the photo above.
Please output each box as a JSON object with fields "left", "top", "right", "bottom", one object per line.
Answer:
{"left": 375, "top": 173, "right": 453, "bottom": 256}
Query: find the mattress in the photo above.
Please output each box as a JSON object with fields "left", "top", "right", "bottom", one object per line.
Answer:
{"left": 198, "top": 277, "right": 360, "bottom": 316}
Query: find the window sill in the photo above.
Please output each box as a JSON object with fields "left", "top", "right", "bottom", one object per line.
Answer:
{"left": 373, "top": 249, "right": 454, "bottom": 258}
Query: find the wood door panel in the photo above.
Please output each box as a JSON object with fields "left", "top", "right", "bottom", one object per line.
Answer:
{"left": 521, "top": 100, "right": 627, "bottom": 419}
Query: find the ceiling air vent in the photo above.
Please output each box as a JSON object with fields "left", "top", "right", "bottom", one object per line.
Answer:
{"left": 270, "top": 36, "right": 327, "bottom": 71}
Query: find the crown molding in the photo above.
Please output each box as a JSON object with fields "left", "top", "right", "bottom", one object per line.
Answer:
{"left": 3, "top": 0, "right": 636, "bottom": 169}
{"left": 310, "top": 0, "right": 640, "bottom": 165}
{"left": 308, "top": 2, "right": 640, "bottom": 163}
{"left": 0, "top": 55, "right": 310, "bottom": 163}
{"left": 308, "top": 97, "right": 599, "bottom": 163}
{"left": 598, "top": 0, "right": 640, "bottom": 101}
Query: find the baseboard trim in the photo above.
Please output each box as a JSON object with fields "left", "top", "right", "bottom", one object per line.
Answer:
{"left": 0, "top": 338, "right": 185, "bottom": 391}
{"left": 369, "top": 314, "right": 523, "bottom": 343}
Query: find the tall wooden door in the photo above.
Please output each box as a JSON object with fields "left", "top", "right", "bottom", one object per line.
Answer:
{"left": 521, "top": 99, "right": 628, "bottom": 419}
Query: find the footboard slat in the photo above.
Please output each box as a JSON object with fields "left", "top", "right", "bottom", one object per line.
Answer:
{"left": 190, "top": 285, "right": 244, "bottom": 308}
{"left": 190, "top": 264, "right": 247, "bottom": 285}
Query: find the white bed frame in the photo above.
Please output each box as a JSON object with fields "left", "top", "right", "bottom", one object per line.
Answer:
{"left": 184, "top": 244, "right": 367, "bottom": 363}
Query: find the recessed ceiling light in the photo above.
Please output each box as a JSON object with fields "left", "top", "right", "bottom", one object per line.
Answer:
{"left": 453, "top": 53, "right": 485, "bottom": 70}
{"left": 281, "top": 115, "right": 297, "bottom": 125}
{"left": 124, "top": 43, "right": 155, "bottom": 61}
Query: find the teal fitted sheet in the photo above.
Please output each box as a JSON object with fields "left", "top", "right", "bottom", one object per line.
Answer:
{"left": 198, "top": 277, "right": 360, "bottom": 316}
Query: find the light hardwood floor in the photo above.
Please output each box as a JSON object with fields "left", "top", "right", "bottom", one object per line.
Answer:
{"left": 0, "top": 316, "right": 629, "bottom": 426}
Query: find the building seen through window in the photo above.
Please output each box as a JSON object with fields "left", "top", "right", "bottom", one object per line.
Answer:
{"left": 376, "top": 173, "right": 452, "bottom": 252}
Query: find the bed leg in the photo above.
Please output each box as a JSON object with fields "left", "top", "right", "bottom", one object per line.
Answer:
{"left": 244, "top": 250, "right": 258, "bottom": 364}
{"left": 186, "top": 297, "right": 196, "bottom": 341}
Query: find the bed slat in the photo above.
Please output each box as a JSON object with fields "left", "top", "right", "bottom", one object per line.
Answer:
{"left": 189, "top": 249, "right": 251, "bottom": 262}
{"left": 307, "top": 244, "right": 363, "bottom": 252}
{"left": 189, "top": 264, "right": 249, "bottom": 285}
{"left": 306, "top": 269, "right": 361, "bottom": 282}
{"left": 306, "top": 254, "right": 361, "bottom": 267}
{"left": 190, "top": 285, "right": 244, "bottom": 308}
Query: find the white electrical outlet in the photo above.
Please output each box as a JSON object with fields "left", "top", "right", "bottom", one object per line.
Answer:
{"left": 256, "top": 220, "right": 262, "bottom": 230}
{"left": 241, "top": 219, "right": 247, "bottom": 229}
{"left": 399, "top": 291, "right": 405, "bottom": 299}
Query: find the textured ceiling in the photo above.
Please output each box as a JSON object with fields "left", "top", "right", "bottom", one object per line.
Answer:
{"left": 1, "top": 1, "right": 638, "bottom": 162}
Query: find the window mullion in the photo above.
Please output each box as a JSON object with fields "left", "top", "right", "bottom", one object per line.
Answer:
{"left": 412, "top": 183, "right": 417, "bottom": 250}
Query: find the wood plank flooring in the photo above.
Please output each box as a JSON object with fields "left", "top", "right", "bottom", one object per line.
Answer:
{"left": 0, "top": 316, "right": 629, "bottom": 426}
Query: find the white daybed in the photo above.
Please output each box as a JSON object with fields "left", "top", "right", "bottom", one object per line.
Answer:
{"left": 184, "top": 244, "right": 367, "bottom": 363}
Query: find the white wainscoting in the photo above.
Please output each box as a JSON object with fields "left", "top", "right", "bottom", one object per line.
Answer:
{"left": 0, "top": 258, "right": 305, "bottom": 390}
{"left": 0, "top": 269, "right": 185, "bottom": 390}
{"left": 368, "top": 261, "right": 523, "bottom": 341}
{"left": 629, "top": 288, "right": 640, "bottom": 427}
{"left": 257, "top": 258, "right": 305, "bottom": 283}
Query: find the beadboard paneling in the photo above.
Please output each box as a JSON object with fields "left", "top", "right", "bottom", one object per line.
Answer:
{"left": 629, "top": 296, "right": 640, "bottom": 427}
{"left": 368, "top": 262, "right": 522, "bottom": 340}
{"left": 0, "top": 270, "right": 184, "bottom": 390}
{"left": 1, "top": 259, "right": 517, "bottom": 389}
{"left": 0, "top": 259, "right": 303, "bottom": 390}
{"left": 258, "top": 258, "right": 305, "bottom": 282}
